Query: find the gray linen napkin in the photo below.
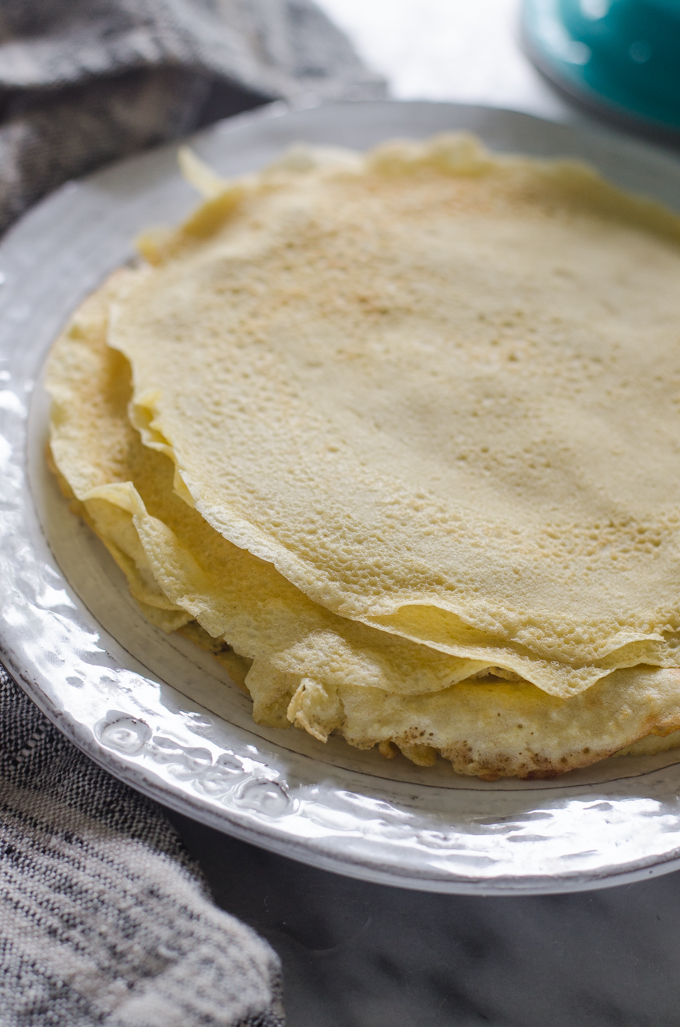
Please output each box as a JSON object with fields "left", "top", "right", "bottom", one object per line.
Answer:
{"left": 0, "top": 0, "right": 385, "bottom": 232}
{"left": 0, "top": 1, "right": 384, "bottom": 1022}
{"left": 0, "top": 669, "right": 284, "bottom": 1026}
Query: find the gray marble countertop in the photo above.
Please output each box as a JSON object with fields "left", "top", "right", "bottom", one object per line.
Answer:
{"left": 169, "top": 809, "right": 680, "bottom": 1027}
{"left": 170, "top": 3, "right": 680, "bottom": 1024}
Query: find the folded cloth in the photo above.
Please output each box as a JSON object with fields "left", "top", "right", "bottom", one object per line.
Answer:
{"left": 0, "top": 669, "right": 285, "bottom": 1026}
{"left": 0, "top": 1, "right": 384, "bottom": 1022}
{"left": 0, "top": 0, "right": 386, "bottom": 231}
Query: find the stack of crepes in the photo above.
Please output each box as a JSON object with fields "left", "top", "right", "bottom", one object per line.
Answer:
{"left": 46, "top": 133, "right": 680, "bottom": 779}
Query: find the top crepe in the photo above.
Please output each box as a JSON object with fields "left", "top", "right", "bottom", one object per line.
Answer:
{"left": 108, "top": 134, "right": 680, "bottom": 700}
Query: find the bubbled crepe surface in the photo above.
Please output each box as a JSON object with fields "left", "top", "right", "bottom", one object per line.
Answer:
{"left": 45, "top": 135, "right": 680, "bottom": 779}
{"left": 108, "top": 135, "right": 680, "bottom": 699}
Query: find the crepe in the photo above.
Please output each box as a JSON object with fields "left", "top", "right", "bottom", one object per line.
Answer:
{"left": 46, "top": 280, "right": 498, "bottom": 724}
{"left": 45, "top": 220, "right": 680, "bottom": 779}
{"left": 106, "top": 134, "right": 680, "bottom": 704}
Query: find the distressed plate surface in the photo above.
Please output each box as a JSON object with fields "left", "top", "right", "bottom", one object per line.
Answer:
{"left": 3, "top": 100, "right": 680, "bottom": 894}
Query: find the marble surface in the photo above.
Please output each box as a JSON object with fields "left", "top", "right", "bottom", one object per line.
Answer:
{"left": 170, "top": 809, "right": 680, "bottom": 1027}
{"left": 314, "top": 0, "right": 572, "bottom": 121}
{"left": 171, "top": 3, "right": 680, "bottom": 1024}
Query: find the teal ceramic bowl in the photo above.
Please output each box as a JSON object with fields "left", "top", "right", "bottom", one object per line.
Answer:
{"left": 522, "top": 0, "right": 680, "bottom": 134}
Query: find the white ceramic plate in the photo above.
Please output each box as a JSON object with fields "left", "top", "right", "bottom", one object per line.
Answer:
{"left": 4, "top": 100, "right": 680, "bottom": 895}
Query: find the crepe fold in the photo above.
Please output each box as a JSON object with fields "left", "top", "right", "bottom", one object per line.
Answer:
{"left": 46, "top": 134, "right": 680, "bottom": 778}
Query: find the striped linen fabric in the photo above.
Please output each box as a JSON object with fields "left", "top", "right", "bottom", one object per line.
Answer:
{"left": 0, "top": 668, "right": 285, "bottom": 1026}
{"left": 0, "top": 0, "right": 386, "bottom": 232}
